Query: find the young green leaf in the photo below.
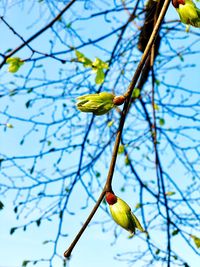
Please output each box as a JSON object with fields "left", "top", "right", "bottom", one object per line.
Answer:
{"left": 125, "top": 155, "right": 130, "bottom": 166}
{"left": 75, "top": 50, "right": 92, "bottom": 67}
{"left": 165, "top": 191, "right": 176, "bottom": 196}
{"left": 191, "top": 235, "right": 200, "bottom": 248}
{"left": 172, "top": 229, "right": 179, "bottom": 236}
{"left": 92, "top": 57, "right": 109, "bottom": 69}
{"left": 95, "top": 68, "right": 105, "bottom": 84}
{"left": 135, "top": 203, "right": 142, "bottom": 209}
{"left": 153, "top": 103, "right": 159, "bottom": 111}
{"left": 132, "top": 88, "right": 140, "bottom": 99}
{"left": 6, "top": 57, "right": 24, "bottom": 73}
{"left": 107, "top": 120, "right": 114, "bottom": 127}
{"left": 159, "top": 118, "right": 165, "bottom": 126}
{"left": 118, "top": 144, "right": 125, "bottom": 154}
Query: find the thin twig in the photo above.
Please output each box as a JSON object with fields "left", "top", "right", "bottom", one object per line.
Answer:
{"left": 0, "top": 0, "right": 77, "bottom": 69}
{"left": 63, "top": 0, "right": 171, "bottom": 259}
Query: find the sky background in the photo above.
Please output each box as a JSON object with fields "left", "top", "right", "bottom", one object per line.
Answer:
{"left": 1, "top": 1, "right": 200, "bottom": 267}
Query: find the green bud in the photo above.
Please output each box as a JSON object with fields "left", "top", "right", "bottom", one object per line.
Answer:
{"left": 106, "top": 192, "right": 145, "bottom": 234}
{"left": 6, "top": 123, "right": 14, "bottom": 128}
{"left": 76, "top": 92, "right": 115, "bottom": 115}
{"left": 179, "top": 1, "right": 198, "bottom": 22}
{"left": 6, "top": 57, "right": 24, "bottom": 73}
{"left": 173, "top": 0, "right": 200, "bottom": 28}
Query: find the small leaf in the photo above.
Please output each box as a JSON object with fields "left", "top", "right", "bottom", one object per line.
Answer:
{"left": 0, "top": 201, "right": 4, "bottom": 210}
{"left": 120, "top": 187, "right": 125, "bottom": 192}
{"left": 191, "top": 235, "right": 200, "bottom": 248}
{"left": 6, "top": 57, "right": 24, "bottom": 73}
{"left": 27, "top": 88, "right": 33, "bottom": 93}
{"left": 65, "top": 187, "right": 69, "bottom": 192}
{"left": 178, "top": 54, "right": 184, "bottom": 62}
{"left": 36, "top": 218, "right": 41, "bottom": 227}
{"left": 14, "top": 206, "right": 18, "bottom": 213}
{"left": 9, "top": 89, "right": 18, "bottom": 96}
{"left": 131, "top": 213, "right": 145, "bottom": 232}
{"left": 118, "top": 144, "right": 125, "bottom": 154}
{"left": 75, "top": 50, "right": 84, "bottom": 60}
{"left": 83, "top": 58, "right": 93, "bottom": 68}
{"left": 47, "top": 140, "right": 51, "bottom": 146}
{"left": 155, "top": 79, "right": 160, "bottom": 86}
{"left": 107, "top": 120, "right": 114, "bottom": 127}
{"left": 43, "top": 240, "right": 49, "bottom": 245}
{"left": 159, "top": 118, "right": 165, "bottom": 126}
{"left": 5, "top": 48, "right": 12, "bottom": 53}
{"left": 25, "top": 100, "right": 32, "bottom": 108}
{"left": 75, "top": 50, "right": 92, "bottom": 67}
{"left": 165, "top": 191, "right": 176, "bottom": 196}
{"left": 124, "top": 155, "right": 130, "bottom": 166}
{"left": 132, "top": 88, "right": 140, "bottom": 99}
{"left": 30, "top": 165, "right": 34, "bottom": 174}
{"left": 155, "top": 249, "right": 160, "bottom": 255}
{"left": 92, "top": 57, "right": 109, "bottom": 69}
{"left": 95, "top": 68, "right": 105, "bottom": 84}
{"left": 6, "top": 123, "right": 14, "bottom": 128}
{"left": 10, "top": 227, "right": 17, "bottom": 235}
{"left": 22, "top": 260, "right": 30, "bottom": 267}
{"left": 135, "top": 203, "right": 142, "bottom": 209}
{"left": 66, "top": 22, "right": 72, "bottom": 28}
{"left": 95, "top": 171, "right": 101, "bottom": 178}
{"left": 172, "top": 229, "right": 179, "bottom": 236}
{"left": 153, "top": 103, "right": 159, "bottom": 111}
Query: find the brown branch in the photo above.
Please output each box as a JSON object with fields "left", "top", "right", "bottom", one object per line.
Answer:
{"left": 63, "top": 0, "right": 171, "bottom": 259}
{"left": 0, "top": 0, "right": 77, "bottom": 70}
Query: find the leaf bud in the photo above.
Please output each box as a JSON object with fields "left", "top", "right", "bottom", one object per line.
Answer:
{"left": 172, "top": 0, "right": 185, "bottom": 8}
{"left": 76, "top": 92, "right": 115, "bottom": 115}
{"left": 105, "top": 192, "right": 145, "bottom": 234}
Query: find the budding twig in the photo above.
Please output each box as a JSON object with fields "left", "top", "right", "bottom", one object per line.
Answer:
{"left": 63, "top": 0, "right": 171, "bottom": 259}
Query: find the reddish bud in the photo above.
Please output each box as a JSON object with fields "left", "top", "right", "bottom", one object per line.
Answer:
{"left": 113, "top": 95, "right": 125, "bottom": 106}
{"left": 106, "top": 192, "right": 117, "bottom": 205}
{"left": 172, "top": 0, "right": 185, "bottom": 8}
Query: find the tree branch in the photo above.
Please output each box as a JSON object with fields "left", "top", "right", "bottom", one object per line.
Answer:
{"left": 0, "top": 0, "right": 77, "bottom": 70}
{"left": 63, "top": 0, "right": 171, "bottom": 259}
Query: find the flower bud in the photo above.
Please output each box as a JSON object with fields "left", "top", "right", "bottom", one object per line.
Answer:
{"left": 76, "top": 92, "right": 115, "bottom": 115}
{"left": 172, "top": 0, "right": 185, "bottom": 9}
{"left": 106, "top": 192, "right": 145, "bottom": 234}
{"left": 172, "top": 0, "right": 200, "bottom": 28}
